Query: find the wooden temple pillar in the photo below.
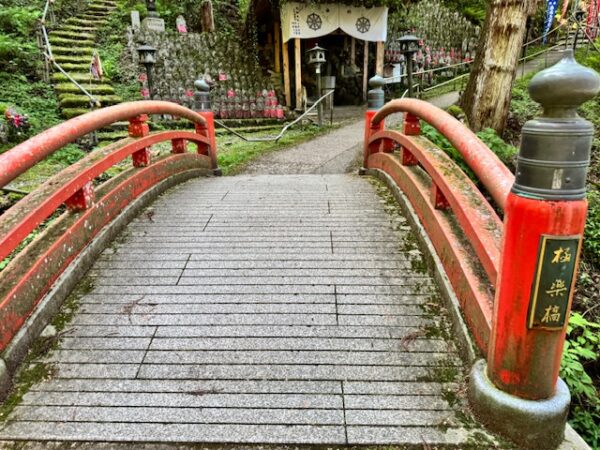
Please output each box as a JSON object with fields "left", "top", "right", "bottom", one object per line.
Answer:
{"left": 294, "top": 38, "right": 302, "bottom": 110}
{"left": 363, "top": 41, "right": 369, "bottom": 101}
{"left": 274, "top": 21, "right": 281, "bottom": 73}
{"left": 376, "top": 41, "right": 384, "bottom": 76}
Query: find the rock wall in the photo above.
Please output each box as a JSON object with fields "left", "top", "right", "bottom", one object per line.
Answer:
{"left": 125, "top": 28, "right": 282, "bottom": 116}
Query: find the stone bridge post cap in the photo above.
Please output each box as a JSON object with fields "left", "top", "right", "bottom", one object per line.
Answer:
{"left": 194, "top": 79, "right": 210, "bottom": 92}
{"left": 528, "top": 49, "right": 600, "bottom": 115}
{"left": 369, "top": 75, "right": 385, "bottom": 90}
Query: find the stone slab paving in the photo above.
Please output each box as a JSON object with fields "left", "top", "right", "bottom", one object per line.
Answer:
{"left": 0, "top": 174, "right": 480, "bottom": 447}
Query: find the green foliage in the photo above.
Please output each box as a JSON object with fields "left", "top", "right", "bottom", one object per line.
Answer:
{"left": 0, "top": 5, "right": 40, "bottom": 74}
{"left": 441, "top": 0, "right": 487, "bottom": 24}
{"left": 584, "top": 189, "right": 600, "bottom": 266}
{"left": 421, "top": 122, "right": 476, "bottom": 180}
{"left": 46, "top": 145, "right": 85, "bottom": 165}
{"left": 476, "top": 128, "right": 517, "bottom": 170}
{"left": 561, "top": 313, "right": 600, "bottom": 447}
{"left": 0, "top": 73, "right": 62, "bottom": 148}
{"left": 461, "top": 5, "right": 486, "bottom": 24}
{"left": 0, "top": 6, "right": 40, "bottom": 35}
{"left": 420, "top": 122, "right": 517, "bottom": 182}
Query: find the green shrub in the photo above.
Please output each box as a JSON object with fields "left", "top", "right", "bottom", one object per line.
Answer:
{"left": 0, "top": 33, "right": 38, "bottom": 74}
{"left": 46, "top": 145, "right": 85, "bottom": 165}
{"left": 420, "top": 122, "right": 518, "bottom": 182}
{"left": 561, "top": 313, "right": 600, "bottom": 447}
{"left": 0, "top": 6, "right": 39, "bottom": 36}
{"left": 584, "top": 189, "right": 600, "bottom": 266}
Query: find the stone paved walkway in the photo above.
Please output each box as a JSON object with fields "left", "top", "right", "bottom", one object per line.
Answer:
{"left": 0, "top": 174, "right": 477, "bottom": 446}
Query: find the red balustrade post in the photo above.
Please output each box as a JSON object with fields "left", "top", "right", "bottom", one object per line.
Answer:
{"left": 65, "top": 181, "right": 95, "bottom": 211}
{"left": 171, "top": 138, "right": 187, "bottom": 154}
{"left": 468, "top": 51, "right": 600, "bottom": 449}
{"left": 362, "top": 76, "right": 386, "bottom": 172}
{"left": 128, "top": 114, "right": 151, "bottom": 167}
{"left": 430, "top": 184, "right": 449, "bottom": 210}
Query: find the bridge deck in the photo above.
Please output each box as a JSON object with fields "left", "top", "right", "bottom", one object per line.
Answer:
{"left": 0, "top": 174, "right": 476, "bottom": 446}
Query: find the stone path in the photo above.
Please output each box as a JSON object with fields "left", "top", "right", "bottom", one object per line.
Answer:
{"left": 0, "top": 174, "right": 479, "bottom": 447}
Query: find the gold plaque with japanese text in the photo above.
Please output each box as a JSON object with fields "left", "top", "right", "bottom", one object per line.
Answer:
{"left": 528, "top": 235, "right": 582, "bottom": 330}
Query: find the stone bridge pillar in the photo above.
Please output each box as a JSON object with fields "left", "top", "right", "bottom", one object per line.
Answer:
{"left": 469, "top": 49, "right": 600, "bottom": 449}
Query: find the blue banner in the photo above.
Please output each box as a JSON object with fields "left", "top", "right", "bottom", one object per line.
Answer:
{"left": 544, "top": 0, "right": 559, "bottom": 43}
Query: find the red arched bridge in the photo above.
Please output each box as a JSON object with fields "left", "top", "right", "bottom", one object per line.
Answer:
{"left": 0, "top": 55, "right": 598, "bottom": 450}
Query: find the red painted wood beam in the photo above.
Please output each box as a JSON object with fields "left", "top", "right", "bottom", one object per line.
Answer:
{"left": 369, "top": 152, "right": 494, "bottom": 352}
{"left": 0, "top": 101, "right": 209, "bottom": 188}
{"left": 0, "top": 131, "right": 211, "bottom": 262}
{"left": 369, "top": 130, "right": 503, "bottom": 285}
{"left": 0, "top": 154, "right": 210, "bottom": 351}
{"left": 371, "top": 99, "right": 514, "bottom": 210}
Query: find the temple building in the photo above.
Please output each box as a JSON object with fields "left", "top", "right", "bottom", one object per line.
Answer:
{"left": 248, "top": 0, "right": 389, "bottom": 109}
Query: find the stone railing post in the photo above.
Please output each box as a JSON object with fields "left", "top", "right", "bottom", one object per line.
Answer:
{"left": 193, "top": 79, "right": 220, "bottom": 174}
{"left": 361, "top": 75, "right": 385, "bottom": 173}
{"left": 469, "top": 49, "right": 600, "bottom": 449}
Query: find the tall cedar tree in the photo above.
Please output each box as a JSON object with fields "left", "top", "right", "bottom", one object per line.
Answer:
{"left": 461, "top": 0, "right": 539, "bottom": 133}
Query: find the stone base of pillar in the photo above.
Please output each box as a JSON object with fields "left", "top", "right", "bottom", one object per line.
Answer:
{"left": 469, "top": 359, "right": 570, "bottom": 450}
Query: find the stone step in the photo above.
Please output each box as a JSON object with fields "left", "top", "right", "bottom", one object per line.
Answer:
{"left": 89, "top": 1, "right": 117, "bottom": 8}
{"left": 49, "top": 36, "right": 95, "bottom": 47}
{"left": 81, "top": 11, "right": 112, "bottom": 19}
{"left": 59, "top": 94, "right": 122, "bottom": 108}
{"left": 62, "top": 107, "right": 94, "bottom": 118}
{"left": 51, "top": 46, "right": 95, "bottom": 56}
{"left": 87, "top": 4, "right": 114, "bottom": 11}
{"left": 96, "top": 130, "right": 129, "bottom": 142}
{"left": 49, "top": 30, "right": 96, "bottom": 40}
{"left": 102, "top": 121, "right": 130, "bottom": 131}
{"left": 64, "top": 17, "right": 106, "bottom": 27}
{"left": 58, "top": 25, "right": 97, "bottom": 33}
{"left": 53, "top": 55, "right": 93, "bottom": 64}
{"left": 55, "top": 83, "right": 116, "bottom": 95}
{"left": 52, "top": 73, "right": 111, "bottom": 84}
{"left": 56, "top": 63, "right": 92, "bottom": 72}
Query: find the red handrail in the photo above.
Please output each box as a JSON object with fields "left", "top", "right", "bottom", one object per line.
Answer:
{"left": 371, "top": 99, "right": 515, "bottom": 210}
{"left": 0, "top": 101, "right": 208, "bottom": 188}
{"left": 0, "top": 131, "right": 210, "bottom": 262}
{"left": 368, "top": 129, "right": 503, "bottom": 285}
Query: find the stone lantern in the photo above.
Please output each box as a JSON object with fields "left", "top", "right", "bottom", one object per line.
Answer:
{"left": 136, "top": 43, "right": 157, "bottom": 99}
{"left": 398, "top": 34, "right": 421, "bottom": 97}
{"left": 306, "top": 44, "right": 327, "bottom": 126}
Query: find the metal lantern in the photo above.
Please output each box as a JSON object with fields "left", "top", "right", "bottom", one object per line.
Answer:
{"left": 137, "top": 43, "right": 156, "bottom": 65}
{"left": 137, "top": 43, "right": 157, "bottom": 99}
{"left": 398, "top": 34, "right": 421, "bottom": 98}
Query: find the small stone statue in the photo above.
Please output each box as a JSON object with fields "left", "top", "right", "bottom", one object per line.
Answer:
{"left": 176, "top": 15, "right": 187, "bottom": 33}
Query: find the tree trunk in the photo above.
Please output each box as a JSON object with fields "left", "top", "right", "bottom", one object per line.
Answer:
{"left": 201, "top": 0, "right": 215, "bottom": 33}
{"left": 461, "top": 0, "right": 538, "bottom": 134}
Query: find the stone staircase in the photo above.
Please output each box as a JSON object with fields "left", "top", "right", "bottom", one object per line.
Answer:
{"left": 48, "top": 0, "right": 122, "bottom": 119}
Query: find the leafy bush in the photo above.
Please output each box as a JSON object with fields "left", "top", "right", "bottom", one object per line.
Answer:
{"left": 0, "top": 73, "right": 61, "bottom": 149}
{"left": 0, "top": 34, "right": 38, "bottom": 74}
{"left": 46, "top": 145, "right": 85, "bottom": 165}
{"left": 584, "top": 189, "right": 600, "bottom": 266}
{"left": 561, "top": 313, "right": 600, "bottom": 448}
{"left": 0, "top": 6, "right": 39, "bottom": 36}
{"left": 420, "top": 122, "right": 517, "bottom": 181}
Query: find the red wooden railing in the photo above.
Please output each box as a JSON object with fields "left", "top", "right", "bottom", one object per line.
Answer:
{"left": 364, "top": 99, "right": 515, "bottom": 353}
{"left": 0, "top": 101, "right": 218, "bottom": 352}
